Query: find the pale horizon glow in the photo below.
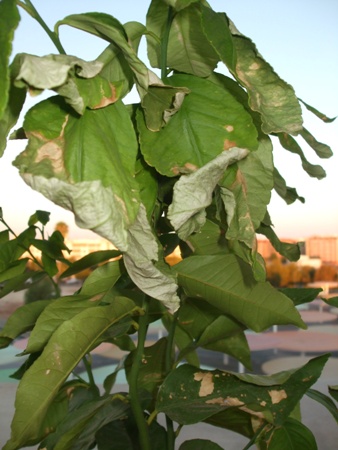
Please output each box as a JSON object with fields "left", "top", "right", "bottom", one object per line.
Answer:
{"left": 1, "top": 0, "right": 337, "bottom": 241}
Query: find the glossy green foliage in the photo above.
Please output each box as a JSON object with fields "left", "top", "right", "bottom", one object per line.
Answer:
{"left": 0, "top": 1, "right": 336, "bottom": 449}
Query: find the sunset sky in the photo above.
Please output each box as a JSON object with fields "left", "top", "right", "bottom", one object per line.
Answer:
{"left": 1, "top": 0, "right": 337, "bottom": 240}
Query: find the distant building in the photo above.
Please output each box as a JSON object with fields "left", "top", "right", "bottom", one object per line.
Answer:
{"left": 297, "top": 255, "right": 322, "bottom": 269}
{"left": 66, "top": 239, "right": 116, "bottom": 260}
{"left": 257, "top": 237, "right": 299, "bottom": 260}
{"left": 305, "top": 236, "right": 338, "bottom": 265}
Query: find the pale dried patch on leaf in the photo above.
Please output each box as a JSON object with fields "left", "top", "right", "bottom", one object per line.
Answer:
{"left": 224, "top": 125, "right": 234, "bottom": 132}
{"left": 92, "top": 83, "right": 119, "bottom": 109}
{"left": 194, "top": 372, "right": 214, "bottom": 397}
{"left": 224, "top": 139, "right": 237, "bottom": 150}
{"left": 268, "top": 389, "right": 287, "bottom": 404}
{"left": 35, "top": 142, "right": 65, "bottom": 174}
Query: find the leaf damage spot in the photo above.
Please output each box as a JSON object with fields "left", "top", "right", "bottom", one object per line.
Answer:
{"left": 171, "top": 162, "right": 199, "bottom": 176}
{"left": 194, "top": 372, "right": 214, "bottom": 397}
{"left": 268, "top": 389, "right": 287, "bottom": 404}
{"left": 224, "top": 125, "right": 234, "bottom": 132}
{"left": 223, "top": 139, "right": 237, "bottom": 150}
{"left": 92, "top": 83, "right": 120, "bottom": 109}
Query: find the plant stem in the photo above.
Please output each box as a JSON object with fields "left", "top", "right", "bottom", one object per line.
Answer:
{"left": 164, "top": 309, "right": 179, "bottom": 450}
{"left": 128, "top": 297, "right": 151, "bottom": 450}
{"left": 160, "top": 6, "right": 174, "bottom": 79}
{"left": 82, "top": 354, "right": 99, "bottom": 394}
{"left": 17, "top": 0, "right": 66, "bottom": 54}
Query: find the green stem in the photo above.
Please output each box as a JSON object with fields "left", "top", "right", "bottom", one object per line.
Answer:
{"left": 160, "top": 6, "right": 174, "bottom": 79}
{"left": 164, "top": 309, "right": 180, "bottom": 450}
{"left": 129, "top": 298, "right": 151, "bottom": 450}
{"left": 82, "top": 354, "right": 99, "bottom": 394}
{"left": 17, "top": 0, "right": 66, "bottom": 54}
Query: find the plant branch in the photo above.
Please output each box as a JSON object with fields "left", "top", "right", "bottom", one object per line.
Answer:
{"left": 160, "top": 6, "right": 174, "bottom": 79}
{"left": 16, "top": 0, "right": 66, "bottom": 54}
{"left": 128, "top": 298, "right": 151, "bottom": 450}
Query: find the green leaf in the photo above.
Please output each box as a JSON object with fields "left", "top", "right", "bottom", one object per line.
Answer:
{"left": 14, "top": 96, "right": 140, "bottom": 251}
{"left": 125, "top": 338, "right": 168, "bottom": 400}
{"left": 277, "top": 133, "right": 326, "bottom": 180}
{"left": 279, "top": 288, "right": 322, "bottom": 307}
{"left": 306, "top": 389, "right": 338, "bottom": 423}
{"left": 0, "top": 226, "right": 35, "bottom": 271}
{"left": 41, "top": 395, "right": 130, "bottom": 450}
{"left": 264, "top": 418, "right": 317, "bottom": 450}
{"left": 299, "top": 98, "right": 336, "bottom": 123}
{"left": 138, "top": 74, "right": 258, "bottom": 177}
{"left": 178, "top": 298, "right": 250, "bottom": 368}
{"left": 257, "top": 222, "right": 301, "bottom": 262}
{"left": 23, "top": 294, "right": 101, "bottom": 354}
{"left": 28, "top": 210, "right": 50, "bottom": 226}
{"left": 60, "top": 250, "right": 121, "bottom": 278}
{"left": 80, "top": 260, "right": 122, "bottom": 296}
{"left": 230, "top": 28, "right": 303, "bottom": 135}
{"left": 175, "top": 254, "right": 305, "bottom": 331}
{"left": 168, "top": 147, "right": 249, "bottom": 240}
{"left": 201, "top": 5, "right": 236, "bottom": 72}
{"left": 273, "top": 168, "right": 305, "bottom": 204}
{"left": 0, "top": 0, "right": 20, "bottom": 118}
{"left": 179, "top": 439, "right": 223, "bottom": 450}
{"left": 299, "top": 127, "right": 333, "bottom": 159}
{"left": 4, "top": 299, "right": 136, "bottom": 450}
{"left": 157, "top": 355, "right": 329, "bottom": 425}
{"left": 135, "top": 157, "right": 158, "bottom": 222}
{"left": 329, "top": 385, "right": 338, "bottom": 402}
{"left": 0, "top": 258, "right": 28, "bottom": 283}
{"left": 0, "top": 300, "right": 51, "bottom": 346}
{"left": 0, "top": 271, "right": 43, "bottom": 299}
{"left": 146, "top": 0, "right": 219, "bottom": 76}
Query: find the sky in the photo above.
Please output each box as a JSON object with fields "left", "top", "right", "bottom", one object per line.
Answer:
{"left": 0, "top": 0, "right": 337, "bottom": 240}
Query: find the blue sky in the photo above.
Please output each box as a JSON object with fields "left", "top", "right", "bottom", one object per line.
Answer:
{"left": 1, "top": 0, "right": 337, "bottom": 239}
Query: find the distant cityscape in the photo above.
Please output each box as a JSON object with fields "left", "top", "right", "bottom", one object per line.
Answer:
{"left": 257, "top": 235, "right": 338, "bottom": 267}
{"left": 56, "top": 235, "right": 338, "bottom": 267}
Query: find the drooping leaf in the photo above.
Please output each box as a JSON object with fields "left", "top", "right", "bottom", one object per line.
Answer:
{"left": 299, "top": 127, "right": 333, "bottom": 159}
{"left": 56, "top": 12, "right": 161, "bottom": 101}
{"left": 4, "top": 299, "right": 136, "bottom": 450}
{"left": 123, "top": 204, "right": 180, "bottom": 312}
{"left": 257, "top": 221, "right": 301, "bottom": 262}
{"left": 0, "top": 83, "right": 26, "bottom": 156}
{"left": 277, "top": 133, "right": 326, "bottom": 180}
{"left": 175, "top": 254, "right": 305, "bottom": 331}
{"left": 229, "top": 25, "right": 303, "bottom": 135}
{"left": 0, "top": 0, "right": 20, "bottom": 118}
{"left": 60, "top": 250, "right": 121, "bottom": 279}
{"left": 138, "top": 74, "right": 258, "bottom": 177}
{"left": 12, "top": 53, "right": 103, "bottom": 92}
{"left": 273, "top": 168, "right": 305, "bottom": 204}
{"left": 168, "top": 147, "right": 249, "bottom": 240}
{"left": 156, "top": 355, "right": 329, "bottom": 425}
{"left": 298, "top": 98, "right": 336, "bottom": 123}
{"left": 14, "top": 96, "right": 140, "bottom": 251}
